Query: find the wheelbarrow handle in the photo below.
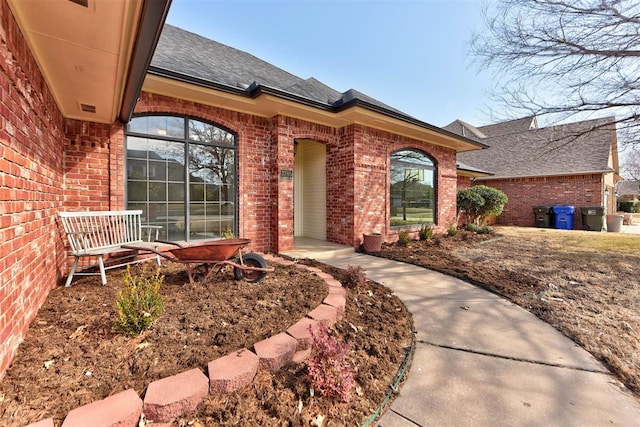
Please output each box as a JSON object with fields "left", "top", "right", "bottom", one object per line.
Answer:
{"left": 155, "top": 239, "right": 186, "bottom": 248}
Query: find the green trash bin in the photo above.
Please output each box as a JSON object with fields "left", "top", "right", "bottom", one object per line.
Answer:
{"left": 580, "top": 206, "right": 605, "bottom": 231}
{"left": 533, "top": 205, "right": 553, "bottom": 228}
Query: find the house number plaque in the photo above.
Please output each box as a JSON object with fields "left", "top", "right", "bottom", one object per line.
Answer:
{"left": 280, "top": 169, "right": 293, "bottom": 181}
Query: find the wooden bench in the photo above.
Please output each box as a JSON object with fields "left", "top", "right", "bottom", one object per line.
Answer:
{"left": 59, "top": 210, "right": 162, "bottom": 286}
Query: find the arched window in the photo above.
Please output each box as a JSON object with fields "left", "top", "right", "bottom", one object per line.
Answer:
{"left": 126, "top": 115, "right": 237, "bottom": 241}
{"left": 390, "top": 149, "right": 436, "bottom": 227}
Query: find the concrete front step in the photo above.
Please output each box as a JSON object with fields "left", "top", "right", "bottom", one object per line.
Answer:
{"left": 144, "top": 368, "right": 209, "bottom": 423}
{"left": 61, "top": 389, "right": 142, "bottom": 427}
{"left": 208, "top": 349, "right": 259, "bottom": 393}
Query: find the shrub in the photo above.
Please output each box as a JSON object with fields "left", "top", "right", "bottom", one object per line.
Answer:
{"left": 418, "top": 224, "right": 434, "bottom": 240}
{"left": 479, "top": 225, "right": 494, "bottom": 234}
{"left": 307, "top": 323, "right": 354, "bottom": 402}
{"left": 457, "top": 188, "right": 485, "bottom": 225}
{"left": 341, "top": 265, "right": 367, "bottom": 289}
{"left": 464, "top": 223, "right": 493, "bottom": 234}
{"left": 397, "top": 230, "right": 411, "bottom": 246}
{"left": 464, "top": 223, "right": 481, "bottom": 233}
{"left": 619, "top": 201, "right": 639, "bottom": 213}
{"left": 447, "top": 225, "right": 458, "bottom": 237}
{"left": 113, "top": 266, "right": 167, "bottom": 337}
{"left": 457, "top": 186, "right": 508, "bottom": 225}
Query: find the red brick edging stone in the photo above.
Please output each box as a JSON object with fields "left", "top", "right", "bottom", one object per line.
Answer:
{"left": 61, "top": 389, "right": 142, "bottom": 427}
{"left": 144, "top": 368, "right": 209, "bottom": 423}
{"left": 208, "top": 349, "right": 259, "bottom": 393}
{"left": 27, "top": 255, "right": 345, "bottom": 427}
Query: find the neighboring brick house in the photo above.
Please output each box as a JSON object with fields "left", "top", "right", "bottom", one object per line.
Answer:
{"left": 447, "top": 116, "right": 621, "bottom": 228}
{"left": 616, "top": 180, "right": 640, "bottom": 203}
{"left": 0, "top": 2, "right": 484, "bottom": 378}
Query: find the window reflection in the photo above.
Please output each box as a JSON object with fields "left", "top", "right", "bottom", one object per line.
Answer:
{"left": 390, "top": 149, "right": 436, "bottom": 227}
{"left": 126, "top": 117, "right": 237, "bottom": 241}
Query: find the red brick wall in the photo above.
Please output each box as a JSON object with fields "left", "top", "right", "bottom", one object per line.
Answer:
{"left": 350, "top": 125, "right": 458, "bottom": 245}
{"left": 0, "top": 0, "right": 66, "bottom": 380}
{"left": 327, "top": 125, "right": 355, "bottom": 245}
{"left": 475, "top": 174, "right": 604, "bottom": 228}
{"left": 457, "top": 176, "right": 472, "bottom": 190}
{"left": 271, "top": 115, "right": 338, "bottom": 251}
{"left": 133, "top": 94, "right": 460, "bottom": 250}
{"left": 63, "top": 120, "right": 125, "bottom": 211}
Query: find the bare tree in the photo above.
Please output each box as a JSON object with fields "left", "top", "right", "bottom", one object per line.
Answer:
{"left": 471, "top": 0, "right": 640, "bottom": 145}
{"left": 622, "top": 147, "right": 640, "bottom": 179}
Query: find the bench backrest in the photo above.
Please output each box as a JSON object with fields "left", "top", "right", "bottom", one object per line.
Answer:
{"left": 59, "top": 210, "right": 145, "bottom": 255}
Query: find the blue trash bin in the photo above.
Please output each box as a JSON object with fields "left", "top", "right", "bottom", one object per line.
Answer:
{"left": 552, "top": 205, "right": 575, "bottom": 230}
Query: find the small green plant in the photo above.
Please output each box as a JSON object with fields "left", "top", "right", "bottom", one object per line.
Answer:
{"left": 479, "top": 225, "right": 494, "bottom": 235}
{"left": 447, "top": 225, "right": 458, "bottom": 237}
{"left": 113, "top": 266, "right": 167, "bottom": 337}
{"left": 307, "top": 323, "right": 355, "bottom": 402}
{"left": 397, "top": 230, "right": 411, "bottom": 246}
{"left": 341, "top": 265, "right": 367, "bottom": 289}
{"left": 221, "top": 226, "right": 235, "bottom": 239}
{"left": 418, "top": 224, "right": 433, "bottom": 240}
{"left": 464, "top": 223, "right": 481, "bottom": 233}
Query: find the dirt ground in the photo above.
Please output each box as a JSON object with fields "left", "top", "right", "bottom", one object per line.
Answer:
{"left": 5, "top": 226, "right": 638, "bottom": 426}
{"left": 376, "top": 226, "right": 640, "bottom": 397}
{"left": 0, "top": 259, "right": 413, "bottom": 427}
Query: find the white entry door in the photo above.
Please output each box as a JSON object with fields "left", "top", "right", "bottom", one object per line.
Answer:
{"left": 294, "top": 139, "right": 326, "bottom": 240}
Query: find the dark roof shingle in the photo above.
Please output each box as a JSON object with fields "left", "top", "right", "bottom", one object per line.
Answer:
{"left": 152, "top": 25, "right": 410, "bottom": 115}
{"left": 456, "top": 117, "right": 615, "bottom": 179}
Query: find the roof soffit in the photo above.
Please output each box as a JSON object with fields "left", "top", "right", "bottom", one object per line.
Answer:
{"left": 142, "top": 74, "right": 485, "bottom": 152}
{"left": 7, "top": 0, "right": 146, "bottom": 123}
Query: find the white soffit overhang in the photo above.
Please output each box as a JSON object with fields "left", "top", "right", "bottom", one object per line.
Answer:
{"left": 143, "top": 74, "right": 483, "bottom": 152}
{"left": 7, "top": 0, "right": 143, "bottom": 124}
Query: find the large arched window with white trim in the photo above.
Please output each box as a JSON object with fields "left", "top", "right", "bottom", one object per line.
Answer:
{"left": 390, "top": 149, "right": 436, "bottom": 227}
{"left": 126, "top": 115, "right": 236, "bottom": 241}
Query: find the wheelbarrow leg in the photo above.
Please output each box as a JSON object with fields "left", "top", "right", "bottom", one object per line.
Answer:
{"left": 184, "top": 263, "right": 196, "bottom": 285}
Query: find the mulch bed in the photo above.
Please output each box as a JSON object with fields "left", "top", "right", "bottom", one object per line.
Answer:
{"left": 0, "top": 258, "right": 413, "bottom": 427}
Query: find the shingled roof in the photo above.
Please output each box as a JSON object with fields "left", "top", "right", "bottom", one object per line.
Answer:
{"left": 616, "top": 180, "right": 640, "bottom": 197}
{"left": 477, "top": 116, "right": 538, "bottom": 138}
{"left": 442, "top": 120, "right": 486, "bottom": 141}
{"left": 150, "top": 24, "right": 409, "bottom": 117}
{"left": 454, "top": 117, "right": 617, "bottom": 179}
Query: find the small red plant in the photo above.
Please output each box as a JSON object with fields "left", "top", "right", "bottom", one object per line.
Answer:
{"left": 307, "top": 323, "right": 355, "bottom": 402}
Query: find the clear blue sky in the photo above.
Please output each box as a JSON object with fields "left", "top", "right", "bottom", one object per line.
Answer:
{"left": 166, "top": 0, "right": 496, "bottom": 128}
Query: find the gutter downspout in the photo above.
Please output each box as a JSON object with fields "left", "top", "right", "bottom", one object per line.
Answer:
{"left": 118, "top": 0, "right": 172, "bottom": 124}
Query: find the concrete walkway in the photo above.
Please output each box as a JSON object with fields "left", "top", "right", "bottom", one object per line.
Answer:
{"left": 321, "top": 253, "right": 640, "bottom": 426}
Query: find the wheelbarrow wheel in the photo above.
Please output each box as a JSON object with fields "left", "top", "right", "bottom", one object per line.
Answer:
{"left": 234, "top": 253, "right": 268, "bottom": 283}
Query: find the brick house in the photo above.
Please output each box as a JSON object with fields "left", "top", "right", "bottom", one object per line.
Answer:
{"left": 616, "top": 180, "right": 640, "bottom": 203}
{"left": 0, "top": 1, "right": 485, "bottom": 379}
{"left": 447, "top": 116, "right": 621, "bottom": 228}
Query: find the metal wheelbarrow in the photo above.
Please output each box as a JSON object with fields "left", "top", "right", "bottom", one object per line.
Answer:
{"left": 124, "top": 238, "right": 273, "bottom": 285}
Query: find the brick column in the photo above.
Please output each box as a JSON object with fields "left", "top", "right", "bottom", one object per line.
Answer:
{"left": 271, "top": 116, "right": 295, "bottom": 252}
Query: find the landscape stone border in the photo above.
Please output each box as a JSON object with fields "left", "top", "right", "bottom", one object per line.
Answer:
{"left": 27, "top": 255, "right": 345, "bottom": 427}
